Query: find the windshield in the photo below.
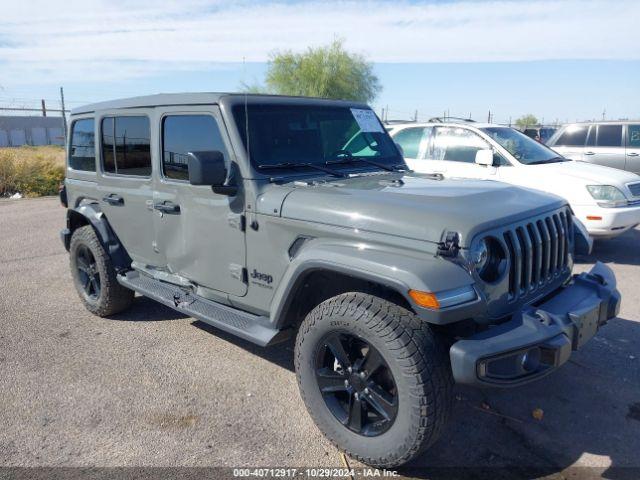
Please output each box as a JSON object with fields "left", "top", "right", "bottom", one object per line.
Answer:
{"left": 232, "top": 104, "right": 403, "bottom": 174}
{"left": 481, "top": 127, "right": 566, "bottom": 165}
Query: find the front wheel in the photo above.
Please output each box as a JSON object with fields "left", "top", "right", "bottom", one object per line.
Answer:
{"left": 295, "top": 292, "right": 453, "bottom": 468}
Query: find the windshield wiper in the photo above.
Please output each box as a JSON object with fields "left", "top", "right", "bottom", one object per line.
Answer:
{"left": 527, "top": 156, "right": 566, "bottom": 165}
{"left": 325, "top": 151, "right": 405, "bottom": 172}
{"left": 257, "top": 162, "right": 347, "bottom": 178}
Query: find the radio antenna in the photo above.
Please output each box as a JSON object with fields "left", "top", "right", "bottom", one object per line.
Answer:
{"left": 243, "top": 56, "right": 250, "bottom": 164}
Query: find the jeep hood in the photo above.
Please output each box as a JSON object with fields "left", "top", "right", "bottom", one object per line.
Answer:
{"left": 275, "top": 174, "right": 566, "bottom": 247}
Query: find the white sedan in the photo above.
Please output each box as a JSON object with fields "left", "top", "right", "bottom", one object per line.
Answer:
{"left": 388, "top": 122, "right": 640, "bottom": 239}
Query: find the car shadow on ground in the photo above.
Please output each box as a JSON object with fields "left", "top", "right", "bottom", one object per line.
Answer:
{"left": 191, "top": 320, "right": 297, "bottom": 372}
{"left": 108, "top": 295, "right": 190, "bottom": 322}
{"left": 576, "top": 227, "right": 640, "bottom": 267}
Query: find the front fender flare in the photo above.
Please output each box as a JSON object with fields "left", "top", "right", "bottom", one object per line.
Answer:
{"left": 270, "top": 239, "right": 480, "bottom": 327}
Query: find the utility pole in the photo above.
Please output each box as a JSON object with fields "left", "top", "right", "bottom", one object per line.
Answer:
{"left": 414, "top": 109, "right": 418, "bottom": 122}
{"left": 487, "top": 110, "right": 491, "bottom": 123}
{"left": 602, "top": 109, "right": 606, "bottom": 120}
{"left": 60, "top": 87, "right": 68, "bottom": 144}
{"left": 41, "top": 99, "right": 47, "bottom": 117}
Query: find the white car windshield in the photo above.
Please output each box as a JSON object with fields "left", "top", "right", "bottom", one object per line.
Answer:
{"left": 481, "top": 127, "right": 567, "bottom": 165}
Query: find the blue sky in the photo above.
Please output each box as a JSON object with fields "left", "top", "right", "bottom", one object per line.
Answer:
{"left": 0, "top": 0, "right": 638, "bottom": 124}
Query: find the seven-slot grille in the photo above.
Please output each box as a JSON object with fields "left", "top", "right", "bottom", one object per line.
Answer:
{"left": 502, "top": 209, "right": 572, "bottom": 301}
{"left": 628, "top": 182, "right": 640, "bottom": 197}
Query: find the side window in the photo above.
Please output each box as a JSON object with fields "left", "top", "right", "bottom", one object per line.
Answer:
{"left": 596, "top": 124, "right": 623, "bottom": 147}
{"left": 162, "top": 115, "right": 227, "bottom": 181}
{"left": 432, "top": 127, "right": 489, "bottom": 163}
{"left": 101, "top": 116, "right": 151, "bottom": 176}
{"left": 627, "top": 125, "right": 640, "bottom": 148}
{"left": 393, "top": 127, "right": 425, "bottom": 158}
{"left": 555, "top": 125, "right": 588, "bottom": 146}
{"left": 69, "top": 118, "right": 95, "bottom": 171}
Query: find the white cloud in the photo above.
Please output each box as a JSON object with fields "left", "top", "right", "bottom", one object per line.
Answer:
{"left": 0, "top": 0, "right": 636, "bottom": 85}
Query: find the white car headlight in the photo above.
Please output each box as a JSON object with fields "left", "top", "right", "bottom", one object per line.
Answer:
{"left": 586, "top": 185, "right": 627, "bottom": 208}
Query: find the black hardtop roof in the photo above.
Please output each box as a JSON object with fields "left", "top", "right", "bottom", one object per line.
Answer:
{"left": 70, "top": 92, "right": 370, "bottom": 115}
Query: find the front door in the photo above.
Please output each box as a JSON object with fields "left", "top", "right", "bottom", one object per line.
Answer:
{"left": 585, "top": 124, "right": 625, "bottom": 170}
{"left": 625, "top": 124, "right": 640, "bottom": 174}
{"left": 152, "top": 107, "right": 247, "bottom": 296}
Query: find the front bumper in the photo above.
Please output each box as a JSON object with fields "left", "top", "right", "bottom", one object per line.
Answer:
{"left": 450, "top": 262, "right": 620, "bottom": 387}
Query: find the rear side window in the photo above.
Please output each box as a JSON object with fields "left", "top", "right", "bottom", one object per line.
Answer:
{"left": 554, "top": 125, "right": 588, "bottom": 146}
{"left": 101, "top": 116, "right": 151, "bottom": 176}
{"left": 393, "top": 127, "right": 426, "bottom": 158}
{"left": 69, "top": 118, "right": 95, "bottom": 171}
{"left": 596, "top": 124, "right": 623, "bottom": 147}
{"left": 162, "top": 115, "right": 227, "bottom": 181}
{"left": 628, "top": 125, "right": 640, "bottom": 148}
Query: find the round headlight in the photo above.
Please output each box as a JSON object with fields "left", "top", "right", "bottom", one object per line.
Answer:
{"left": 471, "top": 237, "right": 505, "bottom": 282}
{"left": 471, "top": 239, "right": 489, "bottom": 273}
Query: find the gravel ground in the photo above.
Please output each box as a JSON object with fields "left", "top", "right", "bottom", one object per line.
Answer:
{"left": 0, "top": 197, "right": 638, "bottom": 478}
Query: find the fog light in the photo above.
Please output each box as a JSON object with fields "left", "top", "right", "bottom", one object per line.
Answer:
{"left": 521, "top": 348, "right": 541, "bottom": 372}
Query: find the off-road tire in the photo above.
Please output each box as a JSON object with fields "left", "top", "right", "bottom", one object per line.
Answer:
{"left": 295, "top": 292, "right": 453, "bottom": 468}
{"left": 69, "top": 225, "right": 134, "bottom": 316}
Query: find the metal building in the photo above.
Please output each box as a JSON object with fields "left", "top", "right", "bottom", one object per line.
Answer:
{"left": 0, "top": 116, "right": 65, "bottom": 147}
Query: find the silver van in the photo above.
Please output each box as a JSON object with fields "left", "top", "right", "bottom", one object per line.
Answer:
{"left": 547, "top": 121, "right": 640, "bottom": 174}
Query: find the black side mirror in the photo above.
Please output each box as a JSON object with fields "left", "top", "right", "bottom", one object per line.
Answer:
{"left": 187, "top": 151, "right": 237, "bottom": 195}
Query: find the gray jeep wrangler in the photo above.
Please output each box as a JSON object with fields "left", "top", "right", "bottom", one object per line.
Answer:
{"left": 60, "top": 93, "right": 621, "bottom": 467}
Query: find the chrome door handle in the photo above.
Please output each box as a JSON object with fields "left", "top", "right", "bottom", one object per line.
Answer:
{"left": 584, "top": 152, "right": 595, "bottom": 156}
{"left": 102, "top": 194, "right": 124, "bottom": 206}
{"left": 153, "top": 202, "right": 181, "bottom": 214}
{"left": 628, "top": 152, "right": 639, "bottom": 157}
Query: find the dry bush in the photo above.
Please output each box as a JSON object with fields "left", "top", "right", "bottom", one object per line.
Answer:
{"left": 0, "top": 146, "right": 65, "bottom": 197}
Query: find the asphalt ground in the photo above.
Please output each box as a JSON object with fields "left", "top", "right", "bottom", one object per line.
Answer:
{"left": 0, "top": 197, "right": 638, "bottom": 478}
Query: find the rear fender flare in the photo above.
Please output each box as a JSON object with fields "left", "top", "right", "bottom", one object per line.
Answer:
{"left": 66, "top": 203, "right": 132, "bottom": 272}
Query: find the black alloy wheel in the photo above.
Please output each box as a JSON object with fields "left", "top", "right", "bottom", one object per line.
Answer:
{"left": 315, "top": 331, "right": 398, "bottom": 437}
{"left": 75, "top": 244, "right": 101, "bottom": 300}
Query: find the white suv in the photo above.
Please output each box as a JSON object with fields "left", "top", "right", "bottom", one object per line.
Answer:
{"left": 389, "top": 121, "right": 640, "bottom": 239}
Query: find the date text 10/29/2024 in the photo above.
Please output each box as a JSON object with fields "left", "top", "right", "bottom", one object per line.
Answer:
{"left": 233, "top": 468, "right": 400, "bottom": 477}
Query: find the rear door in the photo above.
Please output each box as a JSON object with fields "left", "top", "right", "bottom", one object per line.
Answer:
{"left": 625, "top": 124, "right": 640, "bottom": 174}
{"left": 549, "top": 125, "right": 588, "bottom": 161}
{"left": 392, "top": 126, "right": 435, "bottom": 172}
{"left": 96, "top": 112, "right": 157, "bottom": 266}
{"left": 152, "top": 106, "right": 247, "bottom": 297}
{"left": 585, "top": 124, "right": 625, "bottom": 170}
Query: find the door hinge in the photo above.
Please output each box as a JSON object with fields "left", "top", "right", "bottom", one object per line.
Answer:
{"left": 228, "top": 213, "right": 246, "bottom": 231}
{"left": 229, "top": 264, "right": 248, "bottom": 283}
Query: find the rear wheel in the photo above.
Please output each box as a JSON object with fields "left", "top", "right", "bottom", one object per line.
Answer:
{"left": 70, "top": 225, "right": 133, "bottom": 316}
{"left": 295, "top": 292, "right": 453, "bottom": 467}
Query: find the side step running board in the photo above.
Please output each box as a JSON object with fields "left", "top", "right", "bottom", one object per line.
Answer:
{"left": 118, "top": 271, "right": 287, "bottom": 347}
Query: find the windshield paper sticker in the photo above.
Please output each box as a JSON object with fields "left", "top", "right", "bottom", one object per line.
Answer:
{"left": 350, "top": 108, "right": 384, "bottom": 133}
